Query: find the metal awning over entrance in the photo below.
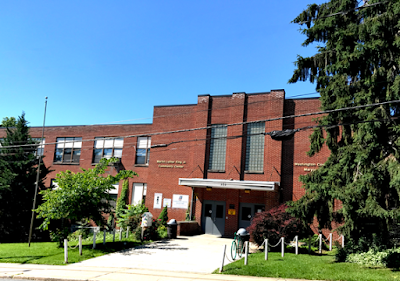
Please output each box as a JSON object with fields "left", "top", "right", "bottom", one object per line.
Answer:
{"left": 179, "top": 178, "right": 280, "bottom": 191}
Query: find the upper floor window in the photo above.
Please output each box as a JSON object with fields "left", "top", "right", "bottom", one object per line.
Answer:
{"left": 136, "top": 137, "right": 151, "bottom": 165}
{"left": 93, "top": 137, "right": 123, "bottom": 163}
{"left": 245, "top": 122, "right": 265, "bottom": 172}
{"left": 54, "top": 137, "right": 82, "bottom": 164}
{"left": 32, "top": 138, "right": 45, "bottom": 157}
{"left": 209, "top": 125, "right": 227, "bottom": 171}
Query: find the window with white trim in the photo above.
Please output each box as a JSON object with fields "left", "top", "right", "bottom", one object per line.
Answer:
{"left": 209, "top": 125, "right": 227, "bottom": 171}
{"left": 245, "top": 122, "right": 265, "bottom": 172}
{"left": 93, "top": 137, "right": 123, "bottom": 163}
{"left": 131, "top": 183, "right": 147, "bottom": 205}
{"left": 32, "top": 138, "right": 45, "bottom": 157}
{"left": 109, "top": 184, "right": 119, "bottom": 209}
{"left": 135, "top": 137, "right": 151, "bottom": 165}
{"left": 54, "top": 137, "right": 82, "bottom": 164}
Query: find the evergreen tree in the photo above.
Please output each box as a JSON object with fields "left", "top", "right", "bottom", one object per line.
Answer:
{"left": 288, "top": 0, "right": 400, "bottom": 247}
{"left": 0, "top": 114, "right": 51, "bottom": 242}
{"left": 158, "top": 206, "right": 168, "bottom": 226}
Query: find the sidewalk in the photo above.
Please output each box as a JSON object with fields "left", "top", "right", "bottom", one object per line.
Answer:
{"left": 0, "top": 263, "right": 314, "bottom": 281}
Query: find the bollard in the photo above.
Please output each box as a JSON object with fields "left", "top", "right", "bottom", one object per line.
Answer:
{"left": 113, "top": 229, "right": 115, "bottom": 242}
{"left": 119, "top": 228, "right": 122, "bottom": 241}
{"left": 92, "top": 230, "right": 96, "bottom": 249}
{"left": 295, "top": 235, "right": 298, "bottom": 255}
{"left": 319, "top": 234, "right": 322, "bottom": 254}
{"left": 103, "top": 229, "right": 106, "bottom": 245}
{"left": 342, "top": 235, "right": 345, "bottom": 248}
{"left": 265, "top": 239, "right": 268, "bottom": 260}
{"left": 244, "top": 241, "right": 249, "bottom": 265}
{"left": 281, "top": 237, "right": 284, "bottom": 258}
{"left": 64, "top": 239, "right": 68, "bottom": 264}
{"left": 329, "top": 233, "right": 332, "bottom": 251}
{"left": 126, "top": 226, "right": 130, "bottom": 239}
{"left": 79, "top": 235, "right": 82, "bottom": 256}
{"left": 219, "top": 244, "right": 226, "bottom": 273}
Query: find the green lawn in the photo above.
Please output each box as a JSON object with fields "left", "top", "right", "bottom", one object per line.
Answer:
{"left": 0, "top": 234, "right": 143, "bottom": 265}
{"left": 216, "top": 251, "right": 400, "bottom": 281}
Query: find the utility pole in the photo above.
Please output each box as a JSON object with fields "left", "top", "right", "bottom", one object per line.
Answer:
{"left": 28, "top": 97, "right": 48, "bottom": 247}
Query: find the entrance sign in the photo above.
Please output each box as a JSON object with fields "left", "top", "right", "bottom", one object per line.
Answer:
{"left": 154, "top": 193, "right": 162, "bottom": 209}
{"left": 172, "top": 194, "right": 189, "bottom": 209}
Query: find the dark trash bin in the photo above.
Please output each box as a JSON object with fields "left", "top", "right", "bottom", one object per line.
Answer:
{"left": 167, "top": 219, "right": 178, "bottom": 239}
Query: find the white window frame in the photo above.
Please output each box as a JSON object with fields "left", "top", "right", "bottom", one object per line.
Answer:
{"left": 135, "top": 137, "right": 151, "bottom": 165}
{"left": 93, "top": 137, "right": 124, "bottom": 163}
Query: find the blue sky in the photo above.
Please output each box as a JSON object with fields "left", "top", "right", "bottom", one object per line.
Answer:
{"left": 0, "top": 0, "right": 325, "bottom": 127}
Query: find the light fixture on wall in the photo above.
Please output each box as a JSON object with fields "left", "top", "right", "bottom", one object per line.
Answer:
{"left": 245, "top": 189, "right": 251, "bottom": 194}
{"left": 206, "top": 187, "right": 212, "bottom": 191}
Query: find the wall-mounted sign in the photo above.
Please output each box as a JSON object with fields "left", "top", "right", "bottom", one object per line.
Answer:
{"left": 163, "top": 198, "right": 171, "bottom": 208}
{"left": 157, "top": 160, "right": 186, "bottom": 168}
{"left": 294, "top": 163, "right": 324, "bottom": 172}
{"left": 153, "top": 193, "right": 162, "bottom": 209}
{"left": 172, "top": 194, "right": 189, "bottom": 209}
{"left": 228, "top": 209, "right": 236, "bottom": 215}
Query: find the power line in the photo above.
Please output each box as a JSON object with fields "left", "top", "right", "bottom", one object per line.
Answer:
{"left": 0, "top": 99, "right": 399, "bottom": 150}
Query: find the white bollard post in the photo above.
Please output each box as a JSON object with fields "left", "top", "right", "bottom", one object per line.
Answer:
{"left": 265, "top": 239, "right": 268, "bottom": 260}
{"left": 319, "top": 234, "right": 322, "bottom": 254}
{"left": 79, "top": 235, "right": 82, "bottom": 256}
{"left": 92, "top": 230, "right": 96, "bottom": 249}
{"left": 103, "top": 229, "right": 106, "bottom": 245}
{"left": 342, "top": 235, "right": 345, "bottom": 248}
{"left": 219, "top": 244, "right": 226, "bottom": 273}
{"left": 113, "top": 229, "right": 115, "bottom": 242}
{"left": 329, "top": 233, "right": 332, "bottom": 251}
{"left": 281, "top": 237, "right": 284, "bottom": 258}
{"left": 64, "top": 239, "right": 68, "bottom": 264}
{"left": 244, "top": 241, "right": 249, "bottom": 265}
{"left": 126, "top": 226, "right": 130, "bottom": 238}
{"left": 119, "top": 228, "right": 122, "bottom": 241}
{"left": 295, "top": 235, "right": 298, "bottom": 255}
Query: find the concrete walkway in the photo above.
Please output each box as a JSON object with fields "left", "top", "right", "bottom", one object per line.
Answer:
{"left": 0, "top": 235, "right": 316, "bottom": 281}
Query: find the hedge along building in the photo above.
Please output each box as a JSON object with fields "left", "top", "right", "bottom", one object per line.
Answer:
{"left": 0, "top": 90, "right": 330, "bottom": 237}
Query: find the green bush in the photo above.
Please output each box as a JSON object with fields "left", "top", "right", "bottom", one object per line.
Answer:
{"left": 158, "top": 206, "right": 168, "bottom": 226}
{"left": 345, "top": 248, "right": 400, "bottom": 268}
{"left": 118, "top": 202, "right": 149, "bottom": 230}
{"left": 157, "top": 225, "right": 168, "bottom": 239}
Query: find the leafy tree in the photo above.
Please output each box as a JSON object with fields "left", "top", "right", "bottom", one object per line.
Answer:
{"left": 1, "top": 117, "right": 17, "bottom": 127}
{"left": 0, "top": 113, "right": 51, "bottom": 242}
{"left": 117, "top": 202, "right": 148, "bottom": 230}
{"left": 288, "top": 0, "right": 400, "bottom": 248}
{"left": 36, "top": 158, "right": 137, "bottom": 233}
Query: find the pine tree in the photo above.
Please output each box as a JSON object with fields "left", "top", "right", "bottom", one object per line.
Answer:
{"left": 288, "top": 0, "right": 400, "bottom": 247}
{"left": 0, "top": 113, "right": 51, "bottom": 242}
{"left": 158, "top": 206, "right": 168, "bottom": 226}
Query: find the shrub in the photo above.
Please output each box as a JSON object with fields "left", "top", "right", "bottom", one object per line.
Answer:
{"left": 345, "top": 248, "right": 400, "bottom": 268}
{"left": 247, "top": 204, "right": 310, "bottom": 247}
{"left": 157, "top": 225, "right": 168, "bottom": 239}
{"left": 158, "top": 206, "right": 168, "bottom": 226}
{"left": 118, "top": 202, "right": 149, "bottom": 230}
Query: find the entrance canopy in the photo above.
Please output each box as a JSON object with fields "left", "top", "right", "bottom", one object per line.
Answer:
{"left": 179, "top": 178, "right": 279, "bottom": 191}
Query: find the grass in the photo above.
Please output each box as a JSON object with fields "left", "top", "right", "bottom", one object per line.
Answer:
{"left": 215, "top": 250, "right": 400, "bottom": 281}
{"left": 0, "top": 232, "right": 144, "bottom": 265}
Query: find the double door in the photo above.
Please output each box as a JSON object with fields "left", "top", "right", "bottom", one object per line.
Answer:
{"left": 202, "top": 200, "right": 225, "bottom": 236}
{"left": 238, "top": 203, "right": 265, "bottom": 229}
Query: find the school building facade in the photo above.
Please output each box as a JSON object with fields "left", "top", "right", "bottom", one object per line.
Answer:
{"left": 1, "top": 90, "right": 330, "bottom": 237}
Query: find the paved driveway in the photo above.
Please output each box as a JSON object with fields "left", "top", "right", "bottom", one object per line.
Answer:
{"left": 69, "top": 235, "right": 235, "bottom": 274}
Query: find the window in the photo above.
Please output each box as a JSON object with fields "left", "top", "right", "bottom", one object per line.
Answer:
{"left": 135, "top": 137, "right": 151, "bottom": 165}
{"left": 32, "top": 138, "right": 45, "bottom": 157}
{"left": 93, "top": 137, "right": 123, "bottom": 163}
{"left": 209, "top": 125, "right": 227, "bottom": 171}
{"left": 245, "top": 122, "right": 265, "bottom": 172}
{"left": 131, "top": 183, "right": 147, "bottom": 205}
{"left": 54, "top": 137, "right": 82, "bottom": 164}
{"left": 109, "top": 184, "right": 119, "bottom": 209}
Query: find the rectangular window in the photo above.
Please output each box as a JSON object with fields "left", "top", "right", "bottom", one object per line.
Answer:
{"left": 54, "top": 137, "right": 82, "bottom": 164}
{"left": 245, "top": 122, "right": 265, "bottom": 172}
{"left": 136, "top": 137, "right": 151, "bottom": 165}
{"left": 209, "top": 125, "right": 227, "bottom": 171}
{"left": 93, "top": 137, "right": 124, "bottom": 163}
{"left": 109, "top": 184, "right": 119, "bottom": 209}
{"left": 32, "top": 138, "right": 45, "bottom": 157}
{"left": 131, "top": 183, "right": 147, "bottom": 205}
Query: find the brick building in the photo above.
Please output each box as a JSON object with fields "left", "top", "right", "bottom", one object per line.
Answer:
{"left": 0, "top": 90, "right": 330, "bottom": 237}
